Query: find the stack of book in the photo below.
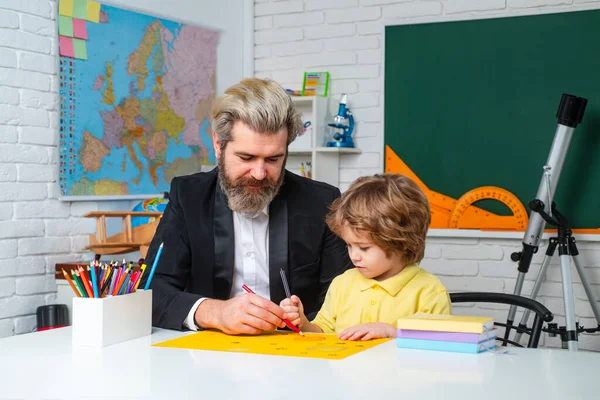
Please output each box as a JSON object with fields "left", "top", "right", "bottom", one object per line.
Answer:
{"left": 396, "top": 314, "right": 497, "bottom": 354}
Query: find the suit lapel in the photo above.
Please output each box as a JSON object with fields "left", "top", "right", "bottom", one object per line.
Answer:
{"left": 268, "top": 191, "right": 288, "bottom": 305}
{"left": 213, "top": 182, "right": 235, "bottom": 300}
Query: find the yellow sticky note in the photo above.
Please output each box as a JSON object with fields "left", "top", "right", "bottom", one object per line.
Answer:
{"left": 87, "top": 0, "right": 101, "bottom": 23}
{"left": 59, "top": 0, "right": 74, "bottom": 17}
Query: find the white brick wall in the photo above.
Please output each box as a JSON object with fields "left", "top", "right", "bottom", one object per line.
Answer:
{"left": 0, "top": 0, "right": 99, "bottom": 338}
{"left": 255, "top": 0, "right": 600, "bottom": 351}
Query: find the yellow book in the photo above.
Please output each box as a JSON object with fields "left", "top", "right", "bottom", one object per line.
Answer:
{"left": 397, "top": 314, "right": 494, "bottom": 334}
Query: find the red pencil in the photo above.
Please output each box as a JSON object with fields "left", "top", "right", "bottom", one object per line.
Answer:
{"left": 241, "top": 284, "right": 304, "bottom": 336}
{"left": 77, "top": 267, "right": 94, "bottom": 298}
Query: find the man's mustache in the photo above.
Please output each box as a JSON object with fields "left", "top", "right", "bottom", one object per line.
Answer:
{"left": 234, "top": 177, "right": 273, "bottom": 188}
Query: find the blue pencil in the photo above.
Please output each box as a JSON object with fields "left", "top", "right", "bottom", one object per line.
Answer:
{"left": 90, "top": 264, "right": 99, "bottom": 298}
{"left": 118, "top": 270, "right": 132, "bottom": 295}
{"left": 144, "top": 242, "right": 163, "bottom": 290}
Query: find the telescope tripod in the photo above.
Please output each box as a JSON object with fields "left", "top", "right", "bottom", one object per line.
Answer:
{"left": 510, "top": 203, "right": 600, "bottom": 350}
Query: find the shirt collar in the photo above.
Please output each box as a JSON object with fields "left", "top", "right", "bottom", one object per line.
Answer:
{"left": 238, "top": 205, "right": 269, "bottom": 219}
{"left": 358, "top": 263, "right": 421, "bottom": 296}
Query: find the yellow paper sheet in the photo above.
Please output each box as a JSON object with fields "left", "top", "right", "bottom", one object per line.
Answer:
{"left": 153, "top": 330, "right": 391, "bottom": 360}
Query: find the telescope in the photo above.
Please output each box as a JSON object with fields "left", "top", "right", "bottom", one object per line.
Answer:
{"left": 506, "top": 94, "right": 600, "bottom": 351}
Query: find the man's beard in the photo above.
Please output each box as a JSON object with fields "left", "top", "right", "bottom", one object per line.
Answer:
{"left": 217, "top": 153, "right": 285, "bottom": 214}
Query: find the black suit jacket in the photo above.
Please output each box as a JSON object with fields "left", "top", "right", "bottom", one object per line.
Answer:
{"left": 140, "top": 168, "right": 353, "bottom": 330}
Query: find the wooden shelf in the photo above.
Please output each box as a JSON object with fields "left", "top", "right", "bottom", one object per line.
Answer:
{"left": 315, "top": 147, "right": 361, "bottom": 153}
{"left": 82, "top": 211, "right": 163, "bottom": 217}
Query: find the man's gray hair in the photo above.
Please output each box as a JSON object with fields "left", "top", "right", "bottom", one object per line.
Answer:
{"left": 211, "top": 78, "right": 303, "bottom": 151}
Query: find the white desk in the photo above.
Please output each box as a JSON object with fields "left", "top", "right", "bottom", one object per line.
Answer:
{"left": 0, "top": 327, "right": 596, "bottom": 400}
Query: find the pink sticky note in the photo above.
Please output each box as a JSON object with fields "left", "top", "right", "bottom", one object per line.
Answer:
{"left": 59, "top": 35, "right": 75, "bottom": 57}
{"left": 72, "top": 18, "right": 88, "bottom": 39}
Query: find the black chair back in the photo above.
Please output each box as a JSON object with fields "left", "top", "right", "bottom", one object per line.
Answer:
{"left": 450, "top": 292, "right": 554, "bottom": 348}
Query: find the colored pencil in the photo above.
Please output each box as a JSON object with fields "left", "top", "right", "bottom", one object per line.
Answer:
{"left": 64, "top": 259, "right": 161, "bottom": 298}
{"left": 78, "top": 267, "right": 94, "bottom": 298}
{"left": 100, "top": 267, "right": 114, "bottom": 297}
{"left": 109, "top": 266, "right": 118, "bottom": 295}
{"left": 241, "top": 284, "right": 304, "bottom": 336}
{"left": 112, "top": 266, "right": 126, "bottom": 296}
{"left": 133, "top": 264, "right": 147, "bottom": 291}
{"left": 90, "top": 264, "right": 99, "bottom": 298}
{"left": 99, "top": 266, "right": 106, "bottom": 287}
{"left": 279, "top": 269, "right": 305, "bottom": 336}
{"left": 144, "top": 243, "right": 163, "bottom": 290}
{"left": 62, "top": 268, "right": 81, "bottom": 297}
{"left": 280, "top": 269, "right": 292, "bottom": 298}
{"left": 111, "top": 267, "right": 121, "bottom": 296}
{"left": 129, "top": 271, "right": 141, "bottom": 293}
{"left": 113, "top": 267, "right": 129, "bottom": 296}
{"left": 118, "top": 270, "right": 132, "bottom": 295}
{"left": 71, "top": 270, "right": 87, "bottom": 298}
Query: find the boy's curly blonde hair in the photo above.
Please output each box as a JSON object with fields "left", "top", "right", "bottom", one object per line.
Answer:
{"left": 326, "top": 173, "right": 431, "bottom": 264}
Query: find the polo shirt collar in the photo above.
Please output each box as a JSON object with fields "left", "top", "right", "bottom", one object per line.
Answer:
{"left": 358, "top": 263, "right": 421, "bottom": 296}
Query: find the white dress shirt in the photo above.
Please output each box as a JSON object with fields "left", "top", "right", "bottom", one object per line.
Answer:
{"left": 184, "top": 206, "right": 270, "bottom": 330}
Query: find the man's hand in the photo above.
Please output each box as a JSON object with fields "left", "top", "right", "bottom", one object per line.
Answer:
{"left": 195, "top": 294, "right": 286, "bottom": 335}
{"left": 338, "top": 323, "right": 396, "bottom": 341}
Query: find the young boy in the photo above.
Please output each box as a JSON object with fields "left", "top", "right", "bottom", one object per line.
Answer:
{"left": 281, "top": 173, "right": 451, "bottom": 341}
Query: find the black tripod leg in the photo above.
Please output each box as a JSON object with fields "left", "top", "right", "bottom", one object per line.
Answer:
{"left": 557, "top": 226, "right": 579, "bottom": 350}
{"left": 504, "top": 243, "right": 536, "bottom": 346}
{"left": 513, "top": 238, "right": 557, "bottom": 345}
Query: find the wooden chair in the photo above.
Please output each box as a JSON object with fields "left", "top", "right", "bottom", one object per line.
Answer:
{"left": 83, "top": 211, "right": 163, "bottom": 258}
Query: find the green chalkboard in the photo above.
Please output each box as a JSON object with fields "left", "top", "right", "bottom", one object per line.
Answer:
{"left": 384, "top": 9, "right": 600, "bottom": 229}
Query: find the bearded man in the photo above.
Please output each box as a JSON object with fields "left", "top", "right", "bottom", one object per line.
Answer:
{"left": 141, "top": 78, "right": 352, "bottom": 334}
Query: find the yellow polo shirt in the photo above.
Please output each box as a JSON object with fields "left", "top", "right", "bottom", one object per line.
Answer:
{"left": 312, "top": 263, "right": 451, "bottom": 333}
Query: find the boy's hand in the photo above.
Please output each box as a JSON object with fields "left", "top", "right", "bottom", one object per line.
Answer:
{"left": 338, "top": 323, "right": 396, "bottom": 341}
{"left": 279, "top": 295, "right": 305, "bottom": 328}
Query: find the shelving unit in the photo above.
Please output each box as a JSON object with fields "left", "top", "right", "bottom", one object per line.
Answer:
{"left": 287, "top": 96, "right": 360, "bottom": 188}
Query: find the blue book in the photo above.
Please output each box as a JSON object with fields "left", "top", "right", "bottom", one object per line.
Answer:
{"left": 396, "top": 337, "right": 496, "bottom": 354}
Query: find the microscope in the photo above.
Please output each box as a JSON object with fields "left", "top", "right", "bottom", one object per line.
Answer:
{"left": 326, "top": 94, "right": 355, "bottom": 148}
